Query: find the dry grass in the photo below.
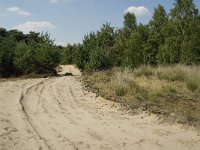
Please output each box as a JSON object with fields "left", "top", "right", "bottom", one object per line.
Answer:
{"left": 83, "top": 65, "right": 200, "bottom": 127}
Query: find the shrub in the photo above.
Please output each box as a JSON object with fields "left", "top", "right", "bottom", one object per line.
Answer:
{"left": 85, "top": 47, "right": 111, "bottom": 71}
{"left": 186, "top": 79, "right": 199, "bottom": 92}
{"left": 115, "top": 85, "right": 127, "bottom": 96}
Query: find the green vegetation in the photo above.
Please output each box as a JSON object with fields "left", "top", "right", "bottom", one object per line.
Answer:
{"left": 1, "top": 0, "right": 199, "bottom": 76}
{"left": 0, "top": 30, "right": 60, "bottom": 77}
{"left": 61, "top": 0, "right": 200, "bottom": 71}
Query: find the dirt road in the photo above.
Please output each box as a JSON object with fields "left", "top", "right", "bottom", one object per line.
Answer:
{"left": 0, "top": 65, "right": 200, "bottom": 150}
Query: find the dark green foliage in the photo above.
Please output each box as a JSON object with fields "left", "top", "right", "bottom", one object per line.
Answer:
{"left": 72, "top": 44, "right": 87, "bottom": 69}
{"left": 157, "top": 36, "right": 181, "bottom": 64}
{"left": 124, "top": 12, "right": 137, "bottom": 32}
{"left": 170, "top": 0, "right": 198, "bottom": 19}
{"left": 112, "top": 29, "right": 127, "bottom": 66}
{"left": 0, "top": 29, "right": 60, "bottom": 77}
{"left": 14, "top": 42, "right": 36, "bottom": 74}
{"left": 96, "top": 23, "right": 115, "bottom": 48}
{"left": 169, "top": 0, "right": 200, "bottom": 64}
{"left": 124, "top": 32, "right": 143, "bottom": 68}
{"left": 61, "top": 44, "right": 75, "bottom": 64}
{"left": 0, "top": 36, "right": 16, "bottom": 77}
{"left": 146, "top": 5, "right": 168, "bottom": 65}
{"left": 85, "top": 46, "right": 111, "bottom": 71}
{"left": 34, "top": 44, "right": 59, "bottom": 74}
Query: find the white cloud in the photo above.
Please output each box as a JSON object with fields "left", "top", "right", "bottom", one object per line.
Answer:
{"left": 125, "top": 6, "right": 150, "bottom": 16}
{"left": 55, "top": 41, "right": 67, "bottom": 46}
{"left": 7, "top": 6, "right": 31, "bottom": 16}
{"left": 7, "top": 7, "right": 20, "bottom": 12}
{"left": 14, "top": 21, "right": 56, "bottom": 33}
{"left": 50, "top": 0, "right": 72, "bottom": 4}
{"left": 17, "top": 11, "right": 31, "bottom": 16}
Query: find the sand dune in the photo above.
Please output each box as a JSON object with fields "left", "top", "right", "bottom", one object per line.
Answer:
{"left": 0, "top": 65, "right": 199, "bottom": 150}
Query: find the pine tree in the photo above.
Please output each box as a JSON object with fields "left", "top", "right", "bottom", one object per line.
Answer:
{"left": 124, "top": 12, "right": 137, "bottom": 32}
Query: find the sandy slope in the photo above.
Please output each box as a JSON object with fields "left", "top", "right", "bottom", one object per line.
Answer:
{"left": 0, "top": 65, "right": 200, "bottom": 150}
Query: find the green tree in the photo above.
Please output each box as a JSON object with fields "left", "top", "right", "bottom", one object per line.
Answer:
{"left": 146, "top": 4, "right": 167, "bottom": 65}
{"left": 170, "top": 0, "right": 198, "bottom": 19}
{"left": 124, "top": 24, "right": 149, "bottom": 67}
{"left": 113, "top": 13, "right": 138, "bottom": 66}
{"left": 124, "top": 12, "right": 137, "bottom": 32}
{"left": 61, "top": 44, "right": 74, "bottom": 64}
{"left": 170, "top": 0, "right": 199, "bottom": 64}
{"left": 0, "top": 28, "right": 7, "bottom": 40}
{"left": 96, "top": 23, "right": 115, "bottom": 48}
{"left": 0, "top": 36, "right": 16, "bottom": 77}
{"left": 157, "top": 36, "right": 181, "bottom": 64}
{"left": 85, "top": 46, "right": 111, "bottom": 71}
{"left": 14, "top": 42, "right": 36, "bottom": 74}
{"left": 34, "top": 43, "right": 58, "bottom": 74}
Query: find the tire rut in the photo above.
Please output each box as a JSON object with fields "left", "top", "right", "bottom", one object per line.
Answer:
{"left": 19, "top": 79, "right": 52, "bottom": 150}
{"left": 19, "top": 78, "right": 79, "bottom": 150}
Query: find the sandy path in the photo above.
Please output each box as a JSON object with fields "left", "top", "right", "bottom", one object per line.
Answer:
{"left": 0, "top": 65, "right": 200, "bottom": 150}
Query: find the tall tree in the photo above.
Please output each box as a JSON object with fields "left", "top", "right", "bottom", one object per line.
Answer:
{"left": 146, "top": 4, "right": 167, "bottom": 65}
{"left": 170, "top": 0, "right": 198, "bottom": 19}
{"left": 170, "top": 0, "right": 199, "bottom": 64}
{"left": 96, "top": 23, "right": 115, "bottom": 48}
{"left": 124, "top": 12, "right": 137, "bottom": 33}
{"left": 113, "top": 12, "right": 137, "bottom": 66}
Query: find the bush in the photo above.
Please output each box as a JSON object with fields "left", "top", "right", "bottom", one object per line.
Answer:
{"left": 0, "top": 29, "right": 60, "bottom": 77}
{"left": 85, "top": 47, "right": 111, "bottom": 71}
{"left": 186, "top": 79, "right": 199, "bottom": 92}
{"left": 0, "top": 36, "right": 16, "bottom": 77}
{"left": 14, "top": 42, "right": 36, "bottom": 74}
{"left": 115, "top": 85, "right": 127, "bottom": 96}
{"left": 34, "top": 44, "right": 59, "bottom": 74}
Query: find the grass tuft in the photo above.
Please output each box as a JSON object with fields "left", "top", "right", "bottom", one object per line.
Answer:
{"left": 134, "top": 66, "right": 154, "bottom": 77}
{"left": 156, "top": 65, "right": 186, "bottom": 81}
{"left": 115, "top": 85, "right": 127, "bottom": 96}
{"left": 186, "top": 79, "right": 199, "bottom": 92}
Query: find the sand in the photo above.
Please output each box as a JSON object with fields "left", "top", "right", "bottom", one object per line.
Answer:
{"left": 0, "top": 65, "right": 199, "bottom": 150}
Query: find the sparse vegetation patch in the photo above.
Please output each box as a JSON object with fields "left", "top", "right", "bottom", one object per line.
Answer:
{"left": 83, "top": 65, "right": 200, "bottom": 127}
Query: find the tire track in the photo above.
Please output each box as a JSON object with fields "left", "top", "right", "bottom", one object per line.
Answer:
{"left": 19, "top": 77, "right": 79, "bottom": 150}
{"left": 19, "top": 79, "right": 52, "bottom": 150}
{"left": 1, "top": 65, "right": 200, "bottom": 150}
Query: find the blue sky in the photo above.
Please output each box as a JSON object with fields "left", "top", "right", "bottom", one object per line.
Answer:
{"left": 0, "top": 0, "right": 200, "bottom": 45}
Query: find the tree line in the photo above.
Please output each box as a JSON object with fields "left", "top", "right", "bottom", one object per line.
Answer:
{"left": 0, "top": 29, "right": 60, "bottom": 77}
{"left": 1, "top": 0, "right": 200, "bottom": 77}
{"left": 61, "top": 0, "right": 200, "bottom": 71}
